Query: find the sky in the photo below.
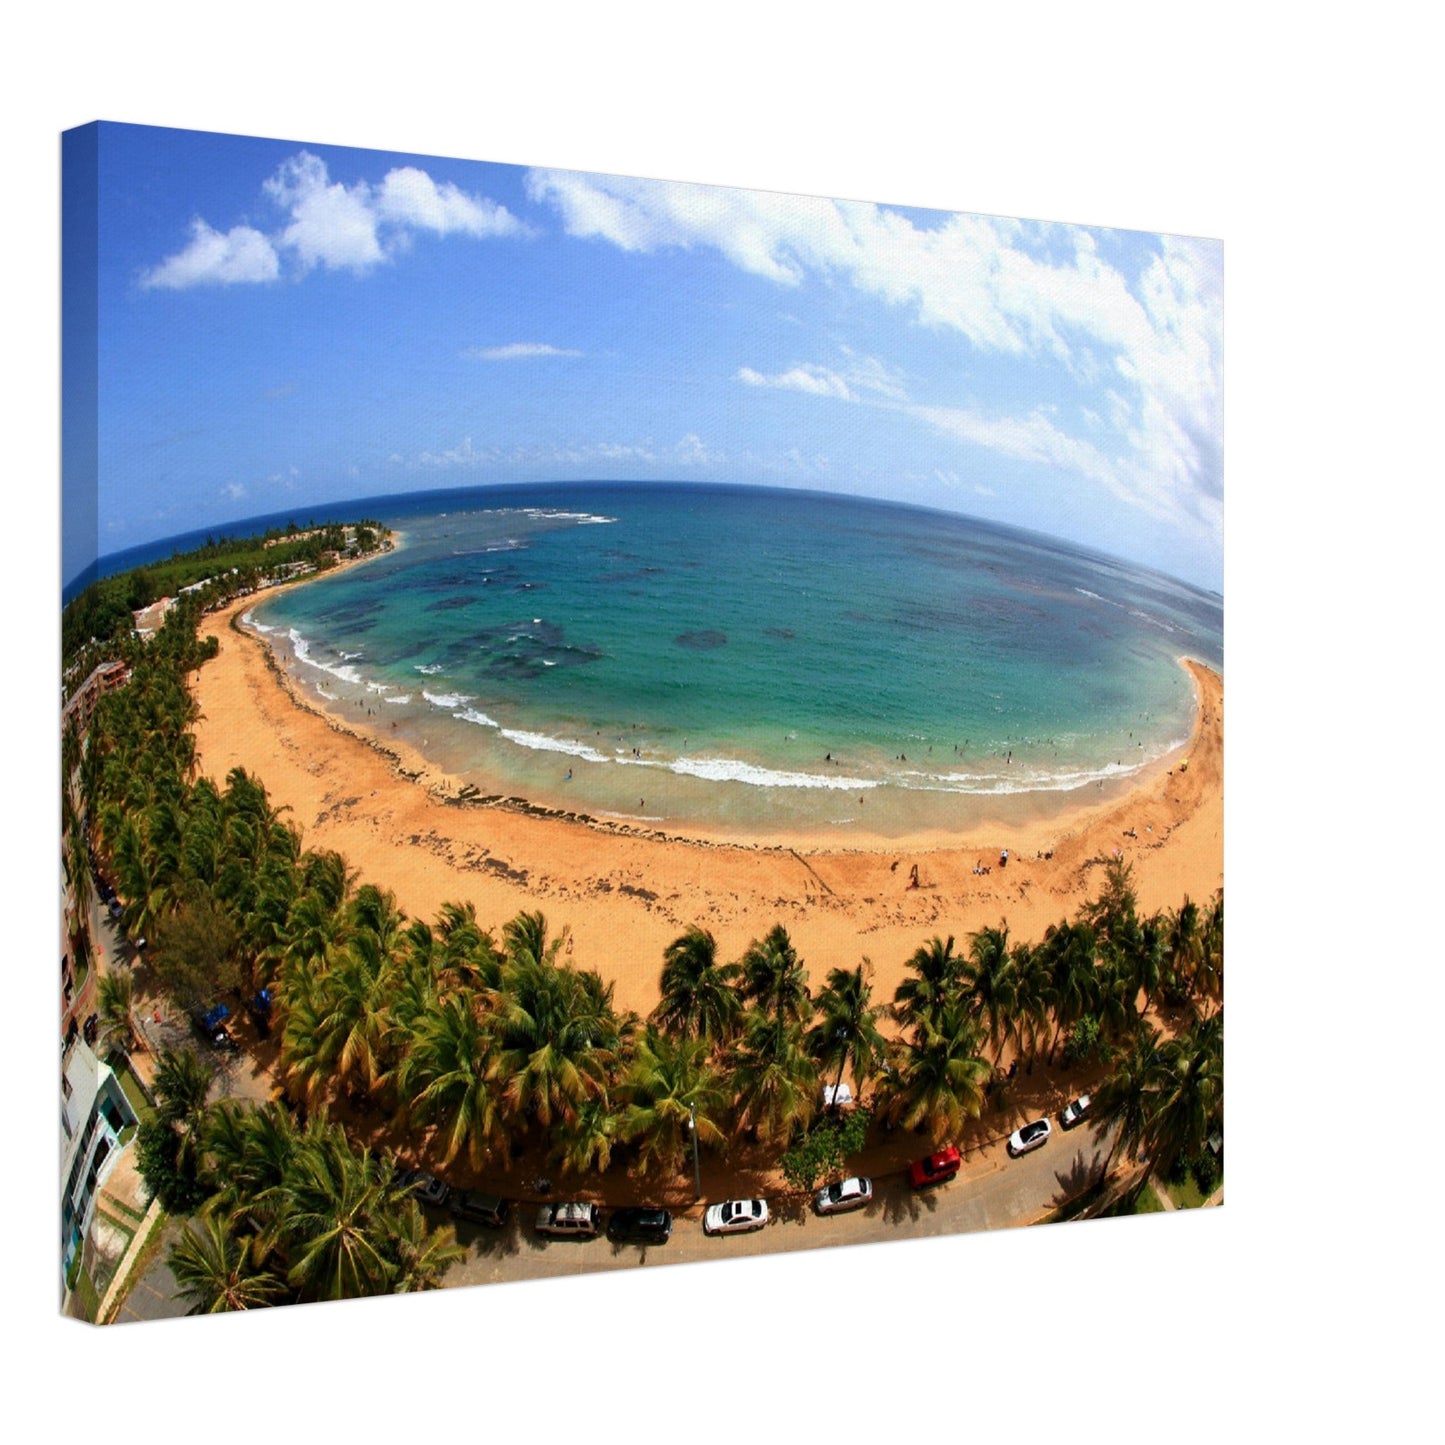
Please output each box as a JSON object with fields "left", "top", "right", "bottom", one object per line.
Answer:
{"left": 65, "top": 121, "right": 1223, "bottom": 591}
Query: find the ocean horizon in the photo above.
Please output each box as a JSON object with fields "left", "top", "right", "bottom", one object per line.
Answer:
{"left": 237, "top": 482, "right": 1222, "bottom": 839}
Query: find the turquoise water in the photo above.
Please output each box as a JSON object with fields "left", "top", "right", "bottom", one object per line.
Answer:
{"left": 247, "top": 483, "right": 1223, "bottom": 838}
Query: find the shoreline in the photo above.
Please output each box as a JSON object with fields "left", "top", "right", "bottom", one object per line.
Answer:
{"left": 194, "top": 580, "right": 1223, "bottom": 1017}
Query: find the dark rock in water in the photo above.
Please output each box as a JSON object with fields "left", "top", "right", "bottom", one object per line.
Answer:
{"left": 675, "top": 629, "right": 727, "bottom": 650}
{"left": 427, "top": 595, "right": 474, "bottom": 612}
{"left": 765, "top": 627, "right": 795, "bottom": 640}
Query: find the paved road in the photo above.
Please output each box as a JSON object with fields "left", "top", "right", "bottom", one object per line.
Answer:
{"left": 442, "top": 1121, "right": 1112, "bottom": 1289}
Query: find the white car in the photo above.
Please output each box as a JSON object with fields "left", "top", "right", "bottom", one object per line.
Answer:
{"left": 1059, "top": 1095, "right": 1092, "bottom": 1130}
{"left": 703, "top": 1198, "right": 769, "bottom": 1235}
{"left": 1007, "top": 1117, "right": 1052, "bottom": 1157}
{"left": 813, "top": 1176, "right": 873, "bottom": 1215}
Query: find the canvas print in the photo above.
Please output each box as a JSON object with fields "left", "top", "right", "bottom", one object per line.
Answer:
{"left": 61, "top": 122, "right": 1223, "bottom": 1323}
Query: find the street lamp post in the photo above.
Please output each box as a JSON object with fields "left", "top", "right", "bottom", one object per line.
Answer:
{"left": 687, "top": 1101, "right": 702, "bottom": 1200}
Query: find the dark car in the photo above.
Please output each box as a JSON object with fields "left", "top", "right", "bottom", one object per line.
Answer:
{"left": 607, "top": 1207, "right": 673, "bottom": 1244}
{"left": 191, "top": 1003, "right": 237, "bottom": 1052}
{"left": 908, "top": 1145, "right": 962, "bottom": 1190}
{"left": 395, "top": 1169, "right": 450, "bottom": 1208}
{"left": 449, "top": 1190, "right": 511, "bottom": 1228}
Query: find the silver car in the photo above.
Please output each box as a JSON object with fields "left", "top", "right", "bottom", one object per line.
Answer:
{"left": 535, "top": 1201, "right": 601, "bottom": 1238}
{"left": 814, "top": 1176, "right": 873, "bottom": 1215}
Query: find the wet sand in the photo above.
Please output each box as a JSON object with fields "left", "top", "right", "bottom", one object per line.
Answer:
{"left": 193, "top": 582, "right": 1223, "bottom": 1019}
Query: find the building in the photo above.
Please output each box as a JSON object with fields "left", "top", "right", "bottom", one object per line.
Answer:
{"left": 61, "top": 1035, "right": 140, "bottom": 1294}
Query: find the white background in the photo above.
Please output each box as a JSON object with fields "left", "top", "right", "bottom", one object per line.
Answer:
{"left": 5, "top": 3, "right": 1435, "bottom": 1439}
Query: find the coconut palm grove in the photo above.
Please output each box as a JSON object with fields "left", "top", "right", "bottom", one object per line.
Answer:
{"left": 62, "top": 527, "right": 1222, "bottom": 1317}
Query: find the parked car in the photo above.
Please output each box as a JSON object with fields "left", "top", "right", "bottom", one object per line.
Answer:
{"left": 395, "top": 1169, "right": 450, "bottom": 1209}
{"left": 606, "top": 1207, "right": 673, "bottom": 1244}
{"left": 814, "top": 1176, "right": 873, "bottom": 1215}
{"left": 449, "top": 1190, "right": 510, "bottom": 1228}
{"left": 191, "top": 1003, "right": 237, "bottom": 1052}
{"left": 535, "top": 1201, "right": 601, "bottom": 1239}
{"left": 908, "top": 1145, "right": 962, "bottom": 1190}
{"left": 822, "top": 1082, "right": 854, "bottom": 1109}
{"left": 703, "top": 1198, "right": 769, "bottom": 1235}
{"left": 1059, "top": 1095, "right": 1092, "bottom": 1130}
{"left": 1008, "top": 1118, "right": 1052, "bottom": 1156}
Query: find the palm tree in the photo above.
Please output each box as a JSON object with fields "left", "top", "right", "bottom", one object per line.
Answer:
{"left": 262, "top": 1121, "right": 399, "bottom": 1301}
{"left": 963, "top": 924, "right": 1017, "bottom": 1064}
{"left": 169, "top": 1210, "right": 284, "bottom": 1314}
{"left": 652, "top": 925, "right": 742, "bottom": 1043}
{"left": 152, "top": 1044, "right": 216, "bottom": 1128}
{"left": 618, "top": 1029, "right": 729, "bottom": 1176}
{"left": 1194, "top": 893, "right": 1224, "bottom": 1012}
{"left": 492, "top": 958, "right": 617, "bottom": 1130}
{"left": 729, "top": 1012, "right": 819, "bottom": 1146}
{"left": 201, "top": 1100, "right": 298, "bottom": 1224}
{"left": 387, "top": 1200, "right": 466, "bottom": 1292}
{"left": 1147, "top": 1011, "right": 1223, "bottom": 1183}
{"left": 1009, "top": 941, "right": 1055, "bottom": 1068}
{"left": 881, "top": 1001, "right": 990, "bottom": 1144}
{"left": 1092, "top": 1022, "right": 1166, "bottom": 1183}
{"left": 738, "top": 924, "right": 810, "bottom": 1051}
{"left": 807, "top": 961, "right": 887, "bottom": 1106}
{"left": 892, "top": 934, "right": 967, "bottom": 1032}
{"left": 1042, "top": 920, "right": 1099, "bottom": 1061}
{"left": 396, "top": 993, "right": 506, "bottom": 1170}
{"left": 551, "top": 1097, "right": 619, "bottom": 1176}
{"left": 503, "top": 909, "right": 564, "bottom": 968}
{"left": 96, "top": 969, "right": 145, "bottom": 1057}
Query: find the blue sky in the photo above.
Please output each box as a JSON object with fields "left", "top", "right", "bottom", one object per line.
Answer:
{"left": 65, "top": 121, "right": 1223, "bottom": 590}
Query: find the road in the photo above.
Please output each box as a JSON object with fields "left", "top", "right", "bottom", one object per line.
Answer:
{"left": 441, "top": 1121, "right": 1112, "bottom": 1289}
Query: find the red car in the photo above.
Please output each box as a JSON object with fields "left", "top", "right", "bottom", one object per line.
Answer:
{"left": 908, "top": 1145, "right": 962, "bottom": 1189}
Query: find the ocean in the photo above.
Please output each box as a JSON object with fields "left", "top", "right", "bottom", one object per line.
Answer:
{"left": 244, "top": 483, "right": 1223, "bottom": 840}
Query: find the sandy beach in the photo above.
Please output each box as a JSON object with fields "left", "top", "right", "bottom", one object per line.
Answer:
{"left": 192, "top": 582, "right": 1223, "bottom": 1019}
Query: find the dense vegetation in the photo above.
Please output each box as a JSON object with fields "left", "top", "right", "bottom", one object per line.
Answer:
{"left": 63, "top": 519, "right": 387, "bottom": 681}
{"left": 73, "top": 567, "right": 1222, "bottom": 1310}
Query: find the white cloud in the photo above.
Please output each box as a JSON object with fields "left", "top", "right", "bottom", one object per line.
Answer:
{"left": 737, "top": 364, "right": 853, "bottom": 400}
{"left": 139, "top": 219, "right": 279, "bottom": 290}
{"left": 376, "top": 166, "right": 526, "bottom": 239}
{"left": 736, "top": 350, "right": 905, "bottom": 404}
{"left": 222, "top": 481, "right": 247, "bottom": 500}
{"left": 464, "top": 342, "right": 583, "bottom": 361}
{"left": 264, "top": 152, "right": 385, "bottom": 273}
{"left": 144, "top": 151, "right": 525, "bottom": 288}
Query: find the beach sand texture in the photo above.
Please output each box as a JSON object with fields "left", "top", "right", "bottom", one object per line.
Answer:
{"left": 193, "top": 587, "right": 1223, "bottom": 1019}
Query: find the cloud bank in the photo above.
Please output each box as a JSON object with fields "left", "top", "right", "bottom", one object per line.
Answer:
{"left": 530, "top": 167, "right": 1222, "bottom": 547}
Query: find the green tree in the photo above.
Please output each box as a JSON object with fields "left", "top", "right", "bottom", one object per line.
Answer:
{"left": 892, "top": 934, "right": 968, "bottom": 1033}
{"left": 151, "top": 891, "right": 241, "bottom": 1011}
{"left": 618, "top": 1028, "right": 729, "bottom": 1177}
{"left": 652, "top": 925, "right": 742, "bottom": 1043}
{"left": 396, "top": 992, "right": 506, "bottom": 1170}
{"left": 963, "top": 923, "right": 1018, "bottom": 1064}
{"left": 807, "top": 961, "right": 887, "bottom": 1106}
{"left": 881, "top": 1001, "right": 990, "bottom": 1144}
{"left": 169, "top": 1210, "right": 284, "bottom": 1314}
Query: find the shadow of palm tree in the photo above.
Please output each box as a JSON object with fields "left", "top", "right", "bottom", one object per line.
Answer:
{"left": 1049, "top": 1147, "right": 1107, "bottom": 1210}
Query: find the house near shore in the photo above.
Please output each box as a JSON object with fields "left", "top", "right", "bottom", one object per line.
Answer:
{"left": 131, "top": 595, "right": 176, "bottom": 639}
